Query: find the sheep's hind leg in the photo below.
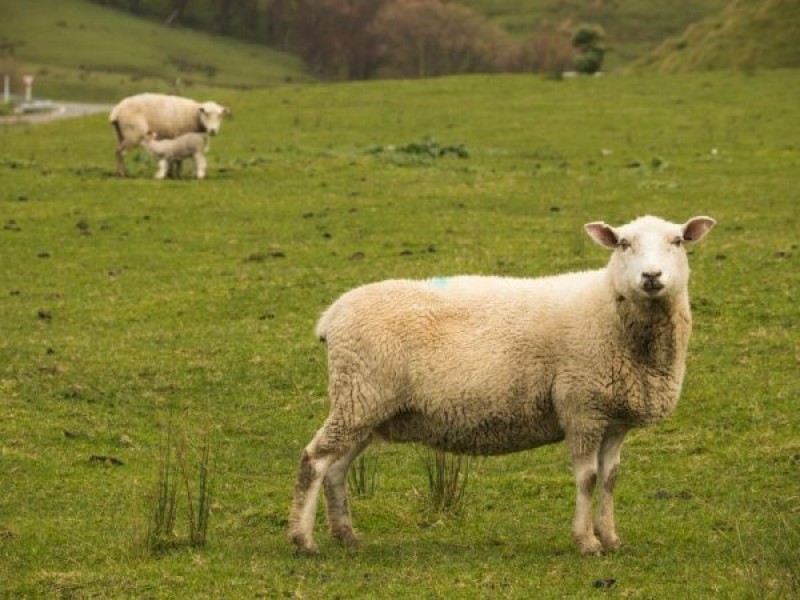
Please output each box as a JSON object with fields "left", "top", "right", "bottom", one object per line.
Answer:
{"left": 594, "top": 427, "right": 627, "bottom": 551}
{"left": 289, "top": 419, "right": 362, "bottom": 554}
{"left": 324, "top": 436, "right": 372, "bottom": 547}
{"left": 114, "top": 146, "right": 127, "bottom": 176}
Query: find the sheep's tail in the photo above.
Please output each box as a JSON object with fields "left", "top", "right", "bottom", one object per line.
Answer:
{"left": 110, "top": 120, "right": 123, "bottom": 143}
{"left": 315, "top": 308, "right": 333, "bottom": 344}
{"left": 108, "top": 103, "right": 123, "bottom": 141}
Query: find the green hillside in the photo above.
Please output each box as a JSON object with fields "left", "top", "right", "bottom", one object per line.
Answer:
{"left": 0, "top": 0, "right": 310, "bottom": 102}
{"left": 634, "top": 0, "right": 800, "bottom": 72}
{"left": 460, "top": 0, "right": 729, "bottom": 67}
{"left": 96, "top": 0, "right": 730, "bottom": 72}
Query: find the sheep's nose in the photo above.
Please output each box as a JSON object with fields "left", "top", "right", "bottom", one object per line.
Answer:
{"left": 642, "top": 269, "right": 662, "bottom": 280}
{"left": 641, "top": 270, "right": 664, "bottom": 293}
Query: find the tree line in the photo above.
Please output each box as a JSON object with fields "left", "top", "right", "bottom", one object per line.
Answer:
{"left": 96, "top": 0, "right": 603, "bottom": 79}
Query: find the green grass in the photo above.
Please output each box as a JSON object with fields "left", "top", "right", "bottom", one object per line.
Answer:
{"left": 0, "top": 0, "right": 310, "bottom": 102}
{"left": 1, "top": 70, "right": 799, "bottom": 598}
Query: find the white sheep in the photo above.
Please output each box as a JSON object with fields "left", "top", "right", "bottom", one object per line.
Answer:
{"left": 109, "top": 93, "right": 229, "bottom": 176}
{"left": 140, "top": 131, "right": 209, "bottom": 180}
{"left": 289, "top": 214, "right": 716, "bottom": 555}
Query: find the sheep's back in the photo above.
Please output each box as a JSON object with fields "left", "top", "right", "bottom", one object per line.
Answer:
{"left": 110, "top": 94, "right": 200, "bottom": 138}
{"left": 319, "top": 274, "right": 609, "bottom": 404}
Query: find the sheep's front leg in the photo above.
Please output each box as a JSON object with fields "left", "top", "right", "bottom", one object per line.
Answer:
{"left": 595, "top": 427, "right": 627, "bottom": 551}
{"left": 194, "top": 152, "right": 207, "bottom": 179}
{"left": 571, "top": 451, "right": 602, "bottom": 555}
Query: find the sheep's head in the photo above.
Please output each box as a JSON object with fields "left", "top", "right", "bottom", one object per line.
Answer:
{"left": 585, "top": 215, "right": 715, "bottom": 303}
{"left": 197, "top": 102, "right": 230, "bottom": 136}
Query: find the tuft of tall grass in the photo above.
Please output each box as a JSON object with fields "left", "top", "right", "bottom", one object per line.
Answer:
{"left": 420, "top": 448, "right": 471, "bottom": 515}
{"left": 347, "top": 454, "right": 378, "bottom": 498}
{"left": 142, "top": 416, "right": 215, "bottom": 556}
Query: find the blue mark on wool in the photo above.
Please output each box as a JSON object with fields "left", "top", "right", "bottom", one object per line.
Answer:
{"left": 427, "top": 277, "right": 450, "bottom": 289}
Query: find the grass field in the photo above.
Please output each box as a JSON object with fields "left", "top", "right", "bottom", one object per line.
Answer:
{"left": 1, "top": 70, "right": 799, "bottom": 598}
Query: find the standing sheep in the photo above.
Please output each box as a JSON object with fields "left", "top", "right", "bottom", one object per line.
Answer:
{"left": 289, "top": 215, "right": 715, "bottom": 555}
{"left": 109, "top": 93, "right": 229, "bottom": 176}
{"left": 140, "top": 131, "right": 209, "bottom": 180}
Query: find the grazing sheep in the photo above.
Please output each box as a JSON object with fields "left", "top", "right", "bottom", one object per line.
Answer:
{"left": 289, "top": 215, "right": 715, "bottom": 555}
{"left": 109, "top": 93, "right": 229, "bottom": 176}
{"left": 140, "top": 131, "right": 208, "bottom": 180}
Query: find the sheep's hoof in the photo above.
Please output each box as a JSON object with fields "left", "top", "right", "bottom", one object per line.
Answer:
{"left": 290, "top": 533, "right": 319, "bottom": 556}
{"left": 333, "top": 529, "right": 361, "bottom": 549}
{"left": 576, "top": 535, "right": 604, "bottom": 556}
{"left": 295, "top": 544, "right": 320, "bottom": 557}
{"left": 600, "top": 535, "right": 621, "bottom": 552}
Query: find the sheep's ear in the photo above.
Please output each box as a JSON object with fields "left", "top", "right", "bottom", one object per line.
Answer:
{"left": 585, "top": 222, "right": 619, "bottom": 249}
{"left": 682, "top": 216, "right": 716, "bottom": 244}
{"left": 223, "top": 106, "right": 231, "bottom": 117}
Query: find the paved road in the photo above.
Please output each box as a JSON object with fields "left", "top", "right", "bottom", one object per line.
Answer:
{"left": 0, "top": 102, "right": 112, "bottom": 125}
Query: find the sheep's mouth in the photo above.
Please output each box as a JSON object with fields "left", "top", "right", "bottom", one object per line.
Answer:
{"left": 642, "top": 280, "right": 664, "bottom": 295}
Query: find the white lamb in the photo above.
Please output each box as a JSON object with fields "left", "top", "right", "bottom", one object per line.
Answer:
{"left": 140, "top": 131, "right": 208, "bottom": 180}
{"left": 109, "top": 93, "right": 229, "bottom": 176}
{"left": 289, "top": 214, "right": 716, "bottom": 555}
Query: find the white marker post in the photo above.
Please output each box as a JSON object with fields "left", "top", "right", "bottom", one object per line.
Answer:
{"left": 3, "top": 74, "right": 9, "bottom": 104}
{"left": 23, "top": 74, "right": 34, "bottom": 102}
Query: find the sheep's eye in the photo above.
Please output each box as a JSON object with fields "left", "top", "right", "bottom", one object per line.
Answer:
{"left": 618, "top": 239, "right": 631, "bottom": 250}
{"left": 671, "top": 237, "right": 684, "bottom": 247}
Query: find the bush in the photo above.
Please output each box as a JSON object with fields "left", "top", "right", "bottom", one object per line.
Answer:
{"left": 572, "top": 24, "right": 606, "bottom": 74}
{"left": 574, "top": 47, "right": 605, "bottom": 74}
{"left": 370, "top": 0, "right": 507, "bottom": 78}
{"left": 501, "top": 29, "right": 576, "bottom": 74}
{"left": 267, "top": 0, "right": 575, "bottom": 80}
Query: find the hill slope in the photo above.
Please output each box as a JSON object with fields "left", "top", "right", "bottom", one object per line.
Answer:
{"left": 95, "top": 0, "right": 729, "bottom": 72}
{"left": 461, "top": 0, "right": 729, "bottom": 67}
{"left": 0, "top": 0, "right": 310, "bottom": 102}
{"left": 633, "top": 0, "right": 800, "bottom": 72}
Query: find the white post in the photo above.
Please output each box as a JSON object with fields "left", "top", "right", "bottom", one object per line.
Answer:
{"left": 3, "top": 75, "right": 9, "bottom": 104}
{"left": 23, "top": 74, "right": 34, "bottom": 102}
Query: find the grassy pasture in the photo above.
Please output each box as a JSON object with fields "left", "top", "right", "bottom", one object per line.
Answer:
{"left": 1, "top": 71, "right": 799, "bottom": 598}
